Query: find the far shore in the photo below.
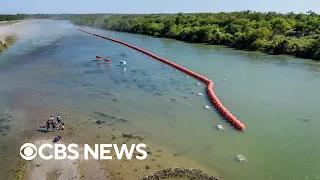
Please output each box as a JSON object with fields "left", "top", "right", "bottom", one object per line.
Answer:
{"left": 0, "top": 19, "right": 43, "bottom": 52}
{"left": 0, "top": 19, "right": 42, "bottom": 37}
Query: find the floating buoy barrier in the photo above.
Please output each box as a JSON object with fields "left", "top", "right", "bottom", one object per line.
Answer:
{"left": 78, "top": 29, "right": 246, "bottom": 131}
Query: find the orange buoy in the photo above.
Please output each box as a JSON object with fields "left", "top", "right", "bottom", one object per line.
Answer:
{"left": 238, "top": 124, "right": 246, "bottom": 131}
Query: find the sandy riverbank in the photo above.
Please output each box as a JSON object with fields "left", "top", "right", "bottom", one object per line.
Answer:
{"left": 0, "top": 19, "right": 42, "bottom": 38}
{"left": 0, "top": 19, "right": 42, "bottom": 50}
{"left": 9, "top": 106, "right": 222, "bottom": 180}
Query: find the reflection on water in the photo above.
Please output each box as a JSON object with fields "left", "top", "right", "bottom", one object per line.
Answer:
{"left": 0, "top": 21, "right": 320, "bottom": 180}
{"left": 106, "top": 63, "right": 111, "bottom": 70}
{"left": 96, "top": 60, "right": 102, "bottom": 68}
{"left": 121, "top": 67, "right": 127, "bottom": 74}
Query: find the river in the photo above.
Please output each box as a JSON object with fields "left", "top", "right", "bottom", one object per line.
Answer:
{"left": 0, "top": 20, "right": 320, "bottom": 180}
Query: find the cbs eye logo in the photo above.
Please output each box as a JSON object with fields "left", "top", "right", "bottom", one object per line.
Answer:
{"left": 20, "top": 143, "right": 37, "bottom": 160}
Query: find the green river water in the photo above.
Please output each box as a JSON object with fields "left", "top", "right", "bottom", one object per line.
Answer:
{"left": 0, "top": 20, "right": 320, "bottom": 180}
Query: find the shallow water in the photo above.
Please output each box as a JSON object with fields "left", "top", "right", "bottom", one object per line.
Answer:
{"left": 1, "top": 20, "right": 320, "bottom": 180}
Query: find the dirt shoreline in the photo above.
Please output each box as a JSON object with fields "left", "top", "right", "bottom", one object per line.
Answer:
{"left": 0, "top": 19, "right": 41, "bottom": 29}
{"left": 0, "top": 19, "right": 42, "bottom": 50}
{"left": 0, "top": 19, "right": 42, "bottom": 38}
{"left": 9, "top": 106, "right": 221, "bottom": 180}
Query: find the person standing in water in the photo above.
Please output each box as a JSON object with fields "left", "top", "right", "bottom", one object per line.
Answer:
{"left": 48, "top": 116, "right": 55, "bottom": 132}
{"left": 46, "top": 120, "right": 51, "bottom": 131}
{"left": 49, "top": 116, "right": 54, "bottom": 123}
{"left": 58, "top": 122, "right": 65, "bottom": 131}
{"left": 52, "top": 121, "right": 56, "bottom": 132}
{"left": 57, "top": 115, "right": 61, "bottom": 124}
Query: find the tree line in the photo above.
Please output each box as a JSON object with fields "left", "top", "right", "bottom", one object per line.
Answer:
{"left": 0, "top": 14, "right": 25, "bottom": 21}
{"left": 1, "top": 12, "right": 320, "bottom": 60}
{"left": 68, "top": 11, "right": 320, "bottom": 60}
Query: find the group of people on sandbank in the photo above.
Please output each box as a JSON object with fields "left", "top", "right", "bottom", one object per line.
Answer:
{"left": 45, "top": 115, "right": 65, "bottom": 132}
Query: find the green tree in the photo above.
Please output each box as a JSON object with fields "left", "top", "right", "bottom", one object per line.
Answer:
{"left": 295, "top": 22, "right": 311, "bottom": 33}
{"left": 309, "top": 38, "right": 320, "bottom": 60}
{"left": 273, "top": 39, "right": 290, "bottom": 54}
{"left": 271, "top": 18, "right": 292, "bottom": 34}
{"left": 196, "top": 25, "right": 219, "bottom": 42}
{"left": 251, "top": 39, "right": 265, "bottom": 50}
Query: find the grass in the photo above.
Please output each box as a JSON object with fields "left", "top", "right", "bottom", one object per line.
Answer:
{"left": 9, "top": 159, "right": 26, "bottom": 180}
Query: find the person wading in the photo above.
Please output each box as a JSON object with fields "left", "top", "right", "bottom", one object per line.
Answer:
{"left": 52, "top": 121, "right": 57, "bottom": 132}
{"left": 49, "top": 116, "right": 54, "bottom": 123}
{"left": 58, "top": 122, "right": 65, "bottom": 131}
{"left": 46, "top": 120, "right": 51, "bottom": 131}
{"left": 57, "top": 115, "right": 61, "bottom": 124}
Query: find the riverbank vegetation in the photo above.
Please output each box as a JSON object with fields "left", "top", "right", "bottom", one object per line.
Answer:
{"left": 0, "top": 35, "right": 16, "bottom": 53}
{"left": 1, "top": 12, "right": 320, "bottom": 60}
{"left": 0, "top": 14, "right": 22, "bottom": 53}
{"left": 0, "top": 14, "right": 25, "bottom": 21}
{"left": 68, "top": 11, "right": 320, "bottom": 60}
